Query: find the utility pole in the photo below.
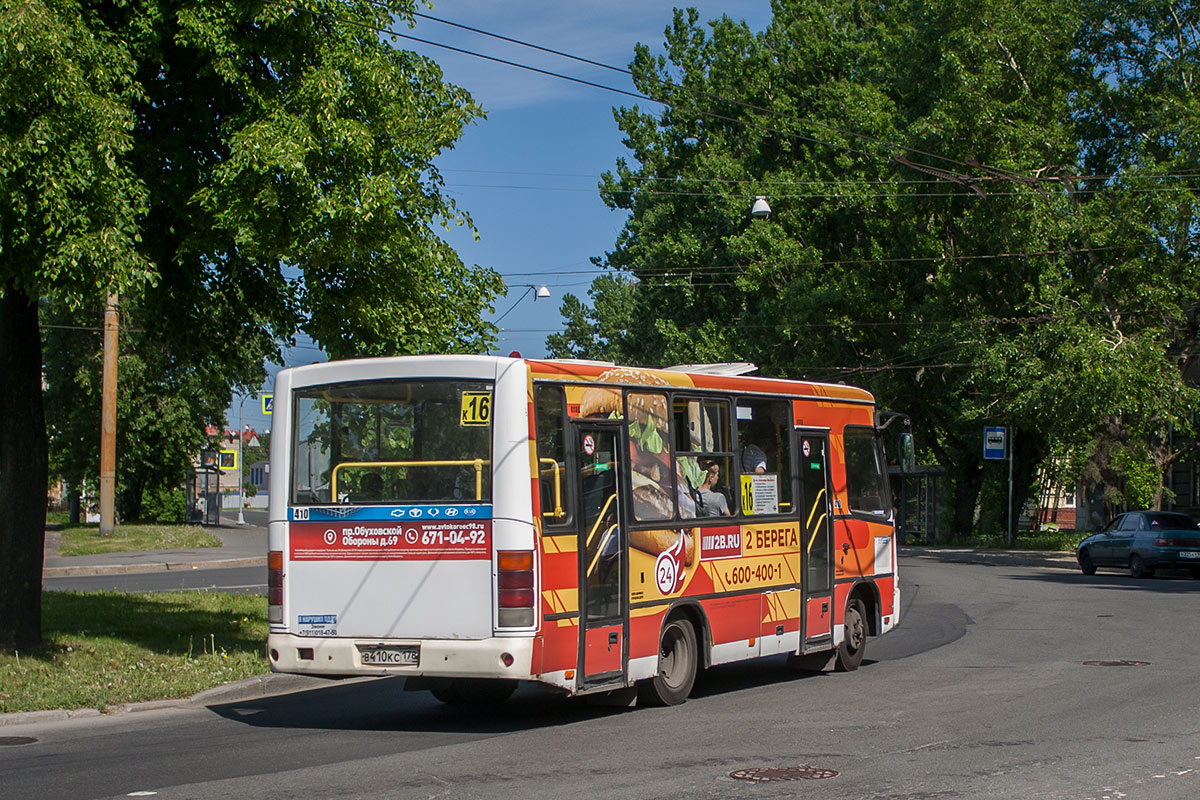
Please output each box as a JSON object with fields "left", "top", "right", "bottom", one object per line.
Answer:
{"left": 99, "top": 293, "right": 119, "bottom": 536}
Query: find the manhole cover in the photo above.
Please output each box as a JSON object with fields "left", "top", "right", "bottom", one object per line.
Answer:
{"left": 1082, "top": 660, "right": 1150, "bottom": 667}
{"left": 0, "top": 736, "right": 38, "bottom": 746}
{"left": 729, "top": 766, "right": 839, "bottom": 782}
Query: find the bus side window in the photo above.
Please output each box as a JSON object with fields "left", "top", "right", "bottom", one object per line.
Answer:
{"left": 534, "top": 384, "right": 572, "bottom": 526}
{"left": 673, "top": 397, "right": 735, "bottom": 518}
{"left": 736, "top": 398, "right": 794, "bottom": 515}
{"left": 844, "top": 427, "right": 889, "bottom": 517}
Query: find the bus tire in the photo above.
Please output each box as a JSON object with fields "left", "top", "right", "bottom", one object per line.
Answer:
{"left": 639, "top": 617, "right": 698, "bottom": 706}
{"left": 834, "top": 596, "right": 867, "bottom": 672}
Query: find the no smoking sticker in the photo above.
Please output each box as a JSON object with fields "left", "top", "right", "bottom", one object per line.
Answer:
{"left": 582, "top": 434, "right": 596, "bottom": 455}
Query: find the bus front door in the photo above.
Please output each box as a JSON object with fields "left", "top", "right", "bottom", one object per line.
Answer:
{"left": 799, "top": 431, "right": 834, "bottom": 650}
{"left": 575, "top": 425, "right": 627, "bottom": 687}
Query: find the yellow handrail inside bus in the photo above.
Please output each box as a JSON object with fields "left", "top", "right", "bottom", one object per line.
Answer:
{"left": 585, "top": 491, "right": 618, "bottom": 549}
{"left": 537, "top": 458, "right": 565, "bottom": 520}
{"left": 587, "top": 524, "right": 619, "bottom": 577}
{"left": 805, "top": 488, "right": 826, "bottom": 529}
{"left": 805, "top": 487, "right": 828, "bottom": 553}
{"left": 331, "top": 459, "right": 487, "bottom": 501}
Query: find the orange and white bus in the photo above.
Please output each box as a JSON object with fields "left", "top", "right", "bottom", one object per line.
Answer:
{"left": 266, "top": 355, "right": 899, "bottom": 705}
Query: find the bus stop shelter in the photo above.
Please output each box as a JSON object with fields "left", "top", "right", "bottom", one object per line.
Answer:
{"left": 187, "top": 461, "right": 222, "bottom": 526}
{"left": 889, "top": 464, "right": 944, "bottom": 544}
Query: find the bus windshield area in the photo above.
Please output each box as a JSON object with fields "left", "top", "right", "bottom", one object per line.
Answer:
{"left": 290, "top": 380, "right": 493, "bottom": 506}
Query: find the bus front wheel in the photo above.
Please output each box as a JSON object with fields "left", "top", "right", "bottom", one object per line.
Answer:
{"left": 835, "top": 597, "right": 867, "bottom": 672}
{"left": 639, "top": 617, "right": 698, "bottom": 706}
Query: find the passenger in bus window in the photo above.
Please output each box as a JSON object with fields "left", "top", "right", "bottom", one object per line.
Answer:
{"left": 697, "top": 462, "right": 732, "bottom": 516}
{"left": 360, "top": 471, "right": 383, "bottom": 502}
{"left": 740, "top": 419, "right": 772, "bottom": 474}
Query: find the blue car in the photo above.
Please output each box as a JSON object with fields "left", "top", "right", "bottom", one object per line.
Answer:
{"left": 1076, "top": 511, "right": 1200, "bottom": 578}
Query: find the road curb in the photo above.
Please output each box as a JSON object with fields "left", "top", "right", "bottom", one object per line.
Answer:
{"left": 0, "top": 673, "right": 335, "bottom": 728}
{"left": 0, "top": 708, "right": 103, "bottom": 727}
{"left": 900, "top": 547, "right": 1076, "bottom": 569}
{"left": 43, "top": 557, "right": 266, "bottom": 579}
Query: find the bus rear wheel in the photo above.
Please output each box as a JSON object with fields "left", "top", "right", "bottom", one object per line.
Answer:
{"left": 639, "top": 617, "right": 697, "bottom": 706}
{"left": 835, "top": 597, "right": 867, "bottom": 672}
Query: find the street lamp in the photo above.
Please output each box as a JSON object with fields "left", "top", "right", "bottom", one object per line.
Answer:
{"left": 750, "top": 196, "right": 771, "bottom": 218}
{"left": 236, "top": 393, "right": 256, "bottom": 526}
{"left": 494, "top": 284, "right": 551, "bottom": 324}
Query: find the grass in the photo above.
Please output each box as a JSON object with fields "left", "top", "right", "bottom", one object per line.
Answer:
{"left": 954, "top": 529, "right": 1084, "bottom": 552}
{"left": 58, "top": 523, "right": 221, "bottom": 556}
{"left": 0, "top": 591, "right": 268, "bottom": 714}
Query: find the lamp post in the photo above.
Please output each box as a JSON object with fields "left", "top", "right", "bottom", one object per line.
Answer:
{"left": 494, "top": 284, "right": 551, "bottom": 325}
{"left": 236, "top": 393, "right": 255, "bottom": 526}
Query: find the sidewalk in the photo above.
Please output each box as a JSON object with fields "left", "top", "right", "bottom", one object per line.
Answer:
{"left": 42, "top": 522, "right": 267, "bottom": 579}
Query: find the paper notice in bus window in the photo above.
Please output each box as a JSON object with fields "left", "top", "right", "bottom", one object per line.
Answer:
{"left": 740, "top": 474, "right": 779, "bottom": 515}
{"left": 297, "top": 614, "right": 337, "bottom": 636}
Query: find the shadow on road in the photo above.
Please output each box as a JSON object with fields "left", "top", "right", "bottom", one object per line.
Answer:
{"left": 203, "top": 663, "right": 832, "bottom": 734}
{"left": 1007, "top": 569, "right": 1200, "bottom": 593}
{"left": 204, "top": 610, "right": 967, "bottom": 736}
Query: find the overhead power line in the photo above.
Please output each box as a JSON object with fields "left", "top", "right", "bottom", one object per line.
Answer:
{"left": 405, "top": 7, "right": 1053, "bottom": 186}
{"left": 274, "top": 1, "right": 1019, "bottom": 189}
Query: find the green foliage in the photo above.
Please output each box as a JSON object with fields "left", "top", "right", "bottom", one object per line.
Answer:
{"left": 0, "top": 0, "right": 153, "bottom": 303}
{"left": 140, "top": 486, "right": 186, "bottom": 524}
{"left": 565, "top": 0, "right": 1200, "bottom": 533}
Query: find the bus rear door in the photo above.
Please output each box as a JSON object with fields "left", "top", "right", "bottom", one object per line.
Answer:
{"left": 575, "top": 424, "right": 627, "bottom": 688}
{"left": 799, "top": 430, "right": 834, "bottom": 650}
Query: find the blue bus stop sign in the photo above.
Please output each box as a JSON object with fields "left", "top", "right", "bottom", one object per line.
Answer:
{"left": 983, "top": 427, "right": 1007, "bottom": 460}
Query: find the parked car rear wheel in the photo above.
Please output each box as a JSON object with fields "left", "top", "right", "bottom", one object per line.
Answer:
{"left": 1129, "top": 554, "right": 1154, "bottom": 579}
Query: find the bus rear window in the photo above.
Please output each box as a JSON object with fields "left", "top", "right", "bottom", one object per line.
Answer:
{"left": 290, "top": 380, "right": 493, "bottom": 505}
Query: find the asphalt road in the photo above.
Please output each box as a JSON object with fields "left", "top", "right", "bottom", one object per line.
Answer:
{"left": 44, "top": 565, "right": 267, "bottom": 594}
{"left": 6, "top": 557, "right": 1200, "bottom": 800}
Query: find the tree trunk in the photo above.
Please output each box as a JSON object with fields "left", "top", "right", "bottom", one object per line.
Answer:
{"left": 951, "top": 458, "right": 984, "bottom": 541}
{"left": 0, "top": 282, "right": 48, "bottom": 648}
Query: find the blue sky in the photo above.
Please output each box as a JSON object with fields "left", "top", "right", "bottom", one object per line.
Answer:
{"left": 231, "top": 1, "right": 772, "bottom": 434}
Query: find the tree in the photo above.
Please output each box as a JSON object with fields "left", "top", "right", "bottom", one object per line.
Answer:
{"left": 2, "top": 0, "right": 502, "bottom": 648}
{"left": 1, "top": 0, "right": 149, "bottom": 649}
{"left": 564, "top": 0, "right": 1200, "bottom": 538}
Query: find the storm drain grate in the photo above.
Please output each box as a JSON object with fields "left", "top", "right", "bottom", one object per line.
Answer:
{"left": 1082, "top": 660, "right": 1150, "bottom": 667}
{"left": 729, "top": 766, "right": 839, "bottom": 783}
{"left": 0, "top": 737, "right": 38, "bottom": 747}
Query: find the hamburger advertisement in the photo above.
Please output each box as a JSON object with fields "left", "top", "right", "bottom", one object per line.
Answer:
{"left": 578, "top": 368, "right": 697, "bottom": 578}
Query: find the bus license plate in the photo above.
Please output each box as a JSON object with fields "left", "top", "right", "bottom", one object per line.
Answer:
{"left": 1181, "top": 551, "right": 1200, "bottom": 559}
{"left": 360, "top": 645, "right": 419, "bottom": 666}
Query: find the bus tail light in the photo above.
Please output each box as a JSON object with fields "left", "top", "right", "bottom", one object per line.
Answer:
{"left": 268, "top": 550, "right": 284, "bottom": 624}
{"left": 497, "top": 550, "right": 535, "bottom": 627}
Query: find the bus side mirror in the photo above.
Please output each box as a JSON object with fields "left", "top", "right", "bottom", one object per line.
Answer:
{"left": 900, "top": 432, "right": 916, "bottom": 473}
